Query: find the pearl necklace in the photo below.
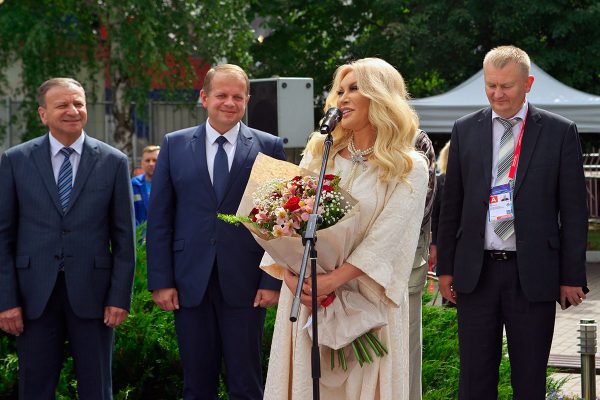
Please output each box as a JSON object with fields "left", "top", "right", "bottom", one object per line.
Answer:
{"left": 342, "top": 138, "right": 374, "bottom": 193}
{"left": 347, "top": 138, "right": 374, "bottom": 169}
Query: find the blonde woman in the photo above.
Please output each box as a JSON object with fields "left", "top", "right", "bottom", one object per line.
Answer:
{"left": 264, "top": 58, "right": 428, "bottom": 399}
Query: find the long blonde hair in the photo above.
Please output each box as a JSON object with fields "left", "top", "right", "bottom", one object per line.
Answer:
{"left": 438, "top": 140, "right": 451, "bottom": 174}
{"left": 304, "top": 58, "right": 419, "bottom": 182}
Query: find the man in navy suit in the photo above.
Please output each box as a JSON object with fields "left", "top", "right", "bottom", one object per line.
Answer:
{"left": 147, "top": 64, "right": 286, "bottom": 400}
{"left": 0, "top": 78, "right": 136, "bottom": 399}
{"left": 437, "top": 46, "right": 588, "bottom": 399}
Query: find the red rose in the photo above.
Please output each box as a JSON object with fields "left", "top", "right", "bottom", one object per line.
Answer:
{"left": 250, "top": 207, "right": 259, "bottom": 222}
{"left": 324, "top": 174, "right": 336, "bottom": 180}
{"left": 292, "top": 176, "right": 302, "bottom": 181}
{"left": 283, "top": 196, "right": 301, "bottom": 211}
{"left": 322, "top": 185, "right": 333, "bottom": 193}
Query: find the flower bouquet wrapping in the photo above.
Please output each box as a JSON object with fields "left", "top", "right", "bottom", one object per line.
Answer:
{"left": 229, "top": 153, "right": 388, "bottom": 372}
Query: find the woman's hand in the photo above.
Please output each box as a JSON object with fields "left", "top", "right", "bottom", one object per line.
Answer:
{"left": 306, "top": 262, "right": 365, "bottom": 295}
{"left": 283, "top": 262, "right": 366, "bottom": 309}
{"left": 303, "top": 272, "right": 338, "bottom": 297}
{"left": 283, "top": 269, "right": 328, "bottom": 308}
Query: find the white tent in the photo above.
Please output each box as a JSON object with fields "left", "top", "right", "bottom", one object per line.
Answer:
{"left": 410, "top": 62, "right": 600, "bottom": 133}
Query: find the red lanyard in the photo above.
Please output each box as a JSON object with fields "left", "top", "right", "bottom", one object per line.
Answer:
{"left": 507, "top": 110, "right": 527, "bottom": 181}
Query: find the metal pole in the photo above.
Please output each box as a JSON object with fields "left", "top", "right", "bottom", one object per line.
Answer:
{"left": 579, "top": 319, "right": 597, "bottom": 400}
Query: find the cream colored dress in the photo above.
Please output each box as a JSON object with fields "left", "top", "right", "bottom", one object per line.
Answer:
{"left": 263, "top": 151, "right": 428, "bottom": 400}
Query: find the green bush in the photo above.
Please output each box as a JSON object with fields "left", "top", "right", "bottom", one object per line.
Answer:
{"left": 0, "top": 227, "right": 182, "bottom": 400}
{"left": 421, "top": 291, "right": 565, "bottom": 399}
{"left": 421, "top": 295, "right": 513, "bottom": 399}
{"left": 110, "top": 233, "right": 182, "bottom": 399}
{"left": 0, "top": 238, "right": 567, "bottom": 399}
{"left": 0, "top": 336, "right": 18, "bottom": 398}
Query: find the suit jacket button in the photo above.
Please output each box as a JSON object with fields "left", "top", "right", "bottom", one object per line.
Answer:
{"left": 54, "top": 255, "right": 61, "bottom": 260}
{"left": 210, "top": 239, "right": 216, "bottom": 245}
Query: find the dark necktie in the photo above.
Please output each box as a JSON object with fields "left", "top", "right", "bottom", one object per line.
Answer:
{"left": 57, "top": 147, "right": 75, "bottom": 213}
{"left": 494, "top": 117, "right": 521, "bottom": 240}
{"left": 213, "top": 136, "right": 230, "bottom": 202}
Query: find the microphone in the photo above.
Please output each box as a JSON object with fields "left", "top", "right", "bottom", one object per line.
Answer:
{"left": 319, "top": 107, "right": 343, "bottom": 135}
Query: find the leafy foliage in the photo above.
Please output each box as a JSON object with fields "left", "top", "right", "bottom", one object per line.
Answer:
{"left": 0, "top": 226, "right": 182, "bottom": 399}
{"left": 0, "top": 0, "right": 254, "bottom": 154}
{"left": 0, "top": 276, "right": 569, "bottom": 399}
{"left": 248, "top": 0, "right": 600, "bottom": 107}
{"left": 421, "top": 291, "right": 567, "bottom": 399}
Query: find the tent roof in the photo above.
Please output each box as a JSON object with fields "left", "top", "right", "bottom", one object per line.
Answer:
{"left": 410, "top": 62, "right": 600, "bottom": 133}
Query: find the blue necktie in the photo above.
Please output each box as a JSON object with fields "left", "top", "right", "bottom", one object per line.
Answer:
{"left": 57, "top": 147, "right": 75, "bottom": 212}
{"left": 213, "top": 136, "right": 230, "bottom": 202}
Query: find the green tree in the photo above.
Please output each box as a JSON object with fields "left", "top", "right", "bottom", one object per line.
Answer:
{"left": 249, "top": 0, "right": 600, "bottom": 106}
{"left": 0, "top": 0, "right": 254, "bottom": 155}
{"left": 248, "top": 0, "right": 379, "bottom": 106}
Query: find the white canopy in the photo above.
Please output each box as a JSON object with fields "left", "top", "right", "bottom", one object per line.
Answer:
{"left": 411, "top": 62, "right": 600, "bottom": 133}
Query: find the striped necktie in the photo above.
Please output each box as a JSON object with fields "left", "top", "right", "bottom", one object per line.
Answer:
{"left": 494, "top": 117, "right": 521, "bottom": 240}
{"left": 57, "top": 147, "right": 75, "bottom": 213}
{"left": 213, "top": 136, "right": 230, "bottom": 202}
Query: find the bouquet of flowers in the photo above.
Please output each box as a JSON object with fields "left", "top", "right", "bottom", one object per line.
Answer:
{"left": 220, "top": 173, "right": 349, "bottom": 239}
{"left": 223, "top": 153, "right": 388, "bottom": 373}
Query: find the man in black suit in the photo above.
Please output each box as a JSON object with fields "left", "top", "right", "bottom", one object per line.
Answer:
{"left": 0, "top": 78, "right": 135, "bottom": 399}
{"left": 437, "top": 46, "right": 587, "bottom": 399}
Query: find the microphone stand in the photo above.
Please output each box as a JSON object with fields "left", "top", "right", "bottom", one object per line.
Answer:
{"left": 290, "top": 131, "right": 334, "bottom": 400}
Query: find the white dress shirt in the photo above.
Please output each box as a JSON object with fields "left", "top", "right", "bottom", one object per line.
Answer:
{"left": 205, "top": 119, "right": 239, "bottom": 184}
{"left": 49, "top": 132, "right": 85, "bottom": 185}
{"left": 484, "top": 101, "right": 528, "bottom": 251}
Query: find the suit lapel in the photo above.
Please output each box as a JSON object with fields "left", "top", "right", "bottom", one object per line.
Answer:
{"left": 513, "top": 104, "right": 542, "bottom": 196}
{"left": 190, "top": 124, "right": 218, "bottom": 203}
{"left": 479, "top": 108, "right": 493, "bottom": 189}
{"left": 67, "top": 135, "right": 99, "bottom": 214}
{"left": 228, "top": 124, "right": 254, "bottom": 194}
{"left": 31, "top": 135, "right": 64, "bottom": 215}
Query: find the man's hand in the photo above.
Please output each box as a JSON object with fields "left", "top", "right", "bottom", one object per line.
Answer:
{"left": 253, "top": 289, "right": 280, "bottom": 308}
{"left": 152, "top": 288, "right": 180, "bottom": 311}
{"left": 103, "top": 306, "right": 129, "bottom": 328}
{"left": 438, "top": 275, "right": 457, "bottom": 304}
{"left": 0, "top": 307, "right": 24, "bottom": 336}
{"left": 560, "top": 285, "right": 586, "bottom": 310}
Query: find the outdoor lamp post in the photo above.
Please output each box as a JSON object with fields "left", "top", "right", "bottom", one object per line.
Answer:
{"left": 579, "top": 319, "right": 597, "bottom": 400}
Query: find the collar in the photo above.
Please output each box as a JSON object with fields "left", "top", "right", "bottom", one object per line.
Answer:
{"left": 491, "top": 101, "right": 529, "bottom": 122}
{"left": 205, "top": 120, "right": 240, "bottom": 145}
{"left": 49, "top": 131, "right": 85, "bottom": 157}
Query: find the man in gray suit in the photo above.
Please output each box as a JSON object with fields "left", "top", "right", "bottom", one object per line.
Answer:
{"left": 0, "top": 78, "right": 135, "bottom": 399}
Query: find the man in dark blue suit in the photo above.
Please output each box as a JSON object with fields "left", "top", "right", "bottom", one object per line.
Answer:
{"left": 0, "top": 78, "right": 136, "bottom": 399}
{"left": 147, "top": 64, "right": 286, "bottom": 400}
{"left": 437, "top": 46, "right": 587, "bottom": 399}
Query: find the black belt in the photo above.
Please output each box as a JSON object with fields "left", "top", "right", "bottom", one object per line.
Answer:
{"left": 484, "top": 250, "right": 516, "bottom": 261}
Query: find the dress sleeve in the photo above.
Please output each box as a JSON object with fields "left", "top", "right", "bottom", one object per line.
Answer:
{"left": 347, "top": 155, "right": 429, "bottom": 306}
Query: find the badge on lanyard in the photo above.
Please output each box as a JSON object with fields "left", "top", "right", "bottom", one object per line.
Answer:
{"left": 489, "top": 183, "right": 514, "bottom": 222}
{"left": 487, "top": 111, "right": 527, "bottom": 223}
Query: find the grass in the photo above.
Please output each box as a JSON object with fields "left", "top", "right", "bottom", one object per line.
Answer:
{"left": 588, "top": 220, "right": 600, "bottom": 250}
